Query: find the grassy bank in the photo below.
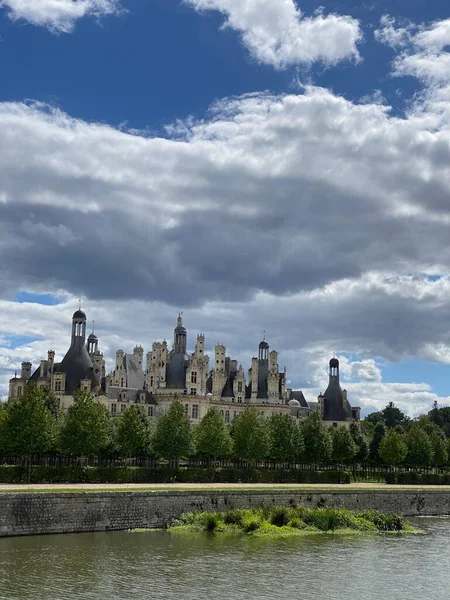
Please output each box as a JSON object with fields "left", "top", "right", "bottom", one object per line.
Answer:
{"left": 169, "top": 506, "right": 419, "bottom": 536}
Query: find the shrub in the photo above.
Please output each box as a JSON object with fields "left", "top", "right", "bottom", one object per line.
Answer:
{"left": 269, "top": 507, "right": 291, "bottom": 527}
{"left": 242, "top": 515, "right": 261, "bottom": 533}
{"left": 385, "top": 472, "right": 450, "bottom": 485}
{"left": 0, "top": 465, "right": 351, "bottom": 484}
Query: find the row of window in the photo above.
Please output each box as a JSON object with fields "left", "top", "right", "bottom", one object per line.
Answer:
{"left": 110, "top": 404, "right": 154, "bottom": 417}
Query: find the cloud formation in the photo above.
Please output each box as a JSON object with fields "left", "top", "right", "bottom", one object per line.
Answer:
{"left": 2, "top": 14, "right": 450, "bottom": 415}
{"left": 185, "top": 0, "right": 362, "bottom": 68}
{"left": 0, "top": 0, "right": 123, "bottom": 33}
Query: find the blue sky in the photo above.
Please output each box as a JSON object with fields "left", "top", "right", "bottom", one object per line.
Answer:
{"left": 1, "top": 0, "right": 450, "bottom": 416}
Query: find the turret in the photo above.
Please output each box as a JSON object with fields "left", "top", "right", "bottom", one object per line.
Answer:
{"left": 71, "top": 309, "right": 87, "bottom": 346}
{"left": 173, "top": 313, "right": 187, "bottom": 354}
{"left": 133, "top": 345, "right": 144, "bottom": 369}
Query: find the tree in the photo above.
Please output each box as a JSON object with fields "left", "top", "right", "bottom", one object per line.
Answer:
{"left": 429, "top": 401, "right": 443, "bottom": 428}
{"left": 267, "top": 413, "right": 304, "bottom": 463}
{"left": 231, "top": 407, "right": 269, "bottom": 462}
{"left": 301, "top": 412, "right": 332, "bottom": 463}
{"left": 349, "top": 421, "right": 369, "bottom": 462}
{"left": 116, "top": 405, "right": 153, "bottom": 458}
{"left": 428, "top": 406, "right": 450, "bottom": 437}
{"left": 194, "top": 408, "right": 232, "bottom": 461}
{"left": 405, "top": 426, "right": 434, "bottom": 467}
{"left": 382, "top": 402, "right": 407, "bottom": 429}
{"left": 369, "top": 421, "right": 386, "bottom": 463}
{"left": 59, "top": 390, "right": 111, "bottom": 456}
{"left": 378, "top": 430, "right": 407, "bottom": 466}
{"left": 0, "top": 402, "right": 7, "bottom": 454}
{"left": 331, "top": 426, "right": 358, "bottom": 463}
{"left": 365, "top": 411, "right": 384, "bottom": 426}
{"left": 430, "top": 432, "right": 448, "bottom": 467}
{"left": 1, "top": 384, "right": 55, "bottom": 457}
{"left": 152, "top": 400, "right": 193, "bottom": 461}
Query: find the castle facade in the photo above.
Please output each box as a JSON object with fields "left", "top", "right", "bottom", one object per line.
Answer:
{"left": 9, "top": 309, "right": 360, "bottom": 426}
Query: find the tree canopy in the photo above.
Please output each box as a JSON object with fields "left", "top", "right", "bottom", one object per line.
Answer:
{"left": 267, "top": 413, "right": 304, "bottom": 463}
{"left": 194, "top": 407, "right": 233, "bottom": 460}
{"left": 59, "top": 390, "right": 111, "bottom": 456}
{"left": 405, "top": 426, "right": 434, "bottom": 467}
{"left": 231, "top": 407, "right": 269, "bottom": 462}
{"left": 301, "top": 412, "right": 332, "bottom": 463}
{"left": 116, "top": 405, "right": 153, "bottom": 458}
{"left": 1, "top": 384, "right": 55, "bottom": 456}
{"left": 378, "top": 430, "right": 407, "bottom": 466}
{"left": 152, "top": 400, "right": 193, "bottom": 460}
{"left": 331, "top": 426, "right": 358, "bottom": 463}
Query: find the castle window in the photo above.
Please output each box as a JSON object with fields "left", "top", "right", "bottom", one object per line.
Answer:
{"left": 120, "top": 378, "right": 124, "bottom": 387}
{"left": 191, "top": 372, "right": 197, "bottom": 384}
{"left": 190, "top": 388, "right": 196, "bottom": 396}
{"left": 238, "top": 397, "right": 242, "bottom": 404}
{"left": 220, "top": 410, "right": 224, "bottom": 419}
{"left": 225, "top": 410, "right": 230, "bottom": 423}
{"left": 150, "top": 376, "right": 154, "bottom": 387}
{"left": 111, "top": 403, "right": 117, "bottom": 414}
{"left": 148, "top": 406, "right": 154, "bottom": 417}
{"left": 192, "top": 405, "right": 199, "bottom": 419}
{"left": 17, "top": 386, "right": 22, "bottom": 396}
{"left": 121, "top": 404, "right": 126, "bottom": 413}
{"left": 238, "top": 381, "right": 243, "bottom": 393}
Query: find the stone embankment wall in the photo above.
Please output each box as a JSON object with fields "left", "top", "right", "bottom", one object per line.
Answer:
{"left": 1, "top": 489, "right": 450, "bottom": 538}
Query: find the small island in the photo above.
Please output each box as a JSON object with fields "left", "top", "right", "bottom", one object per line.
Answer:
{"left": 168, "top": 506, "right": 419, "bottom": 536}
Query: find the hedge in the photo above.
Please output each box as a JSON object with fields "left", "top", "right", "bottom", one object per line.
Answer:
{"left": 0, "top": 465, "right": 351, "bottom": 485}
{"left": 385, "top": 472, "right": 450, "bottom": 485}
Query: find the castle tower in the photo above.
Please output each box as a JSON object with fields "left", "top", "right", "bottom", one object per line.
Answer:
{"left": 133, "top": 345, "right": 144, "bottom": 370}
{"left": 71, "top": 309, "right": 87, "bottom": 346}
{"left": 87, "top": 322, "right": 98, "bottom": 357}
{"left": 322, "top": 357, "right": 354, "bottom": 423}
{"left": 212, "top": 344, "right": 227, "bottom": 399}
{"left": 173, "top": 313, "right": 187, "bottom": 354}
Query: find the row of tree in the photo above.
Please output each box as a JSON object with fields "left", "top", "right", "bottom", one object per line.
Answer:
{"left": 0, "top": 385, "right": 449, "bottom": 466}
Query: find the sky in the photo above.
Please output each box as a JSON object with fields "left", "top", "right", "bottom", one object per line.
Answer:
{"left": 1, "top": 0, "right": 450, "bottom": 417}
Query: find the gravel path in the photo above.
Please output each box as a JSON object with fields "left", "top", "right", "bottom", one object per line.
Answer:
{"left": 0, "top": 482, "right": 450, "bottom": 491}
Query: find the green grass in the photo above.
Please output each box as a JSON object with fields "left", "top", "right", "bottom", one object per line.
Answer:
{"left": 169, "top": 506, "right": 422, "bottom": 536}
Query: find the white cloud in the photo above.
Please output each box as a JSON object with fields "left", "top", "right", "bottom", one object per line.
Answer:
{"left": 3, "top": 21, "right": 450, "bottom": 414}
{"left": 376, "top": 16, "right": 450, "bottom": 124}
{"left": 185, "top": 0, "right": 361, "bottom": 68}
{"left": 0, "top": 0, "right": 123, "bottom": 33}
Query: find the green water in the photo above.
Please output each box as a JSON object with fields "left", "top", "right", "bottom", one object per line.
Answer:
{"left": 0, "top": 519, "right": 449, "bottom": 599}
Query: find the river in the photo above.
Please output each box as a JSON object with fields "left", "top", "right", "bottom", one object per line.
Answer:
{"left": 0, "top": 519, "right": 449, "bottom": 599}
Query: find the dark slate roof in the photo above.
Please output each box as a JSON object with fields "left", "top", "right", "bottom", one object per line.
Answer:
{"left": 88, "top": 333, "right": 98, "bottom": 341}
{"left": 290, "top": 390, "right": 308, "bottom": 408}
{"left": 322, "top": 376, "right": 353, "bottom": 421}
{"left": 72, "top": 309, "right": 87, "bottom": 320}
{"left": 221, "top": 369, "right": 237, "bottom": 398}
{"left": 245, "top": 361, "right": 273, "bottom": 400}
{"left": 123, "top": 354, "right": 145, "bottom": 390}
{"left": 257, "top": 361, "right": 268, "bottom": 399}
{"left": 109, "top": 387, "right": 158, "bottom": 405}
{"left": 166, "top": 351, "right": 188, "bottom": 389}
{"left": 55, "top": 341, "right": 96, "bottom": 394}
{"left": 206, "top": 373, "right": 213, "bottom": 394}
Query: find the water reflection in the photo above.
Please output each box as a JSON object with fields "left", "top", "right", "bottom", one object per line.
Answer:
{"left": 0, "top": 520, "right": 449, "bottom": 600}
